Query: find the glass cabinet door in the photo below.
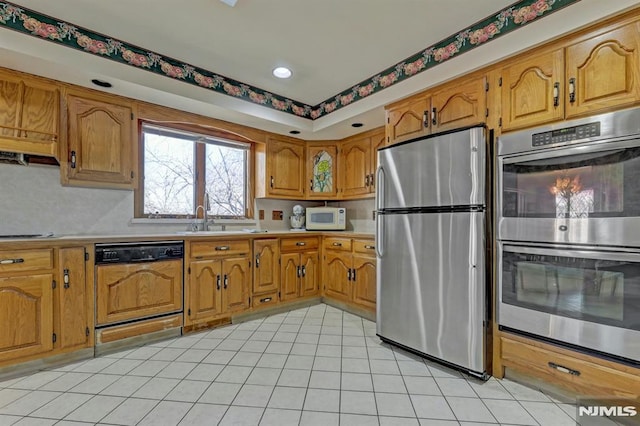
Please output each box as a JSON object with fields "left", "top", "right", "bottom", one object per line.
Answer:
{"left": 307, "top": 145, "right": 337, "bottom": 198}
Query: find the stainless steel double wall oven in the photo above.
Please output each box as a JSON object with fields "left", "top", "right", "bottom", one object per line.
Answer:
{"left": 497, "top": 108, "right": 640, "bottom": 363}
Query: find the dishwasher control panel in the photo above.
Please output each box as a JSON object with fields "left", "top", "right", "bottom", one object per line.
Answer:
{"left": 95, "top": 241, "right": 184, "bottom": 264}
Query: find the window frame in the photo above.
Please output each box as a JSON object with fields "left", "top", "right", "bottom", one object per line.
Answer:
{"left": 134, "top": 120, "right": 255, "bottom": 219}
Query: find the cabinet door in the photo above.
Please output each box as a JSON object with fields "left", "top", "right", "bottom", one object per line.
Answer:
{"left": 0, "top": 70, "right": 59, "bottom": 157}
{"left": 323, "top": 252, "right": 351, "bottom": 302}
{"left": 188, "top": 260, "right": 222, "bottom": 323}
{"left": 222, "top": 257, "right": 250, "bottom": 313}
{"left": 370, "top": 131, "right": 386, "bottom": 193}
{"left": 280, "top": 253, "right": 300, "bottom": 302}
{"left": 96, "top": 259, "right": 183, "bottom": 325}
{"left": 300, "top": 251, "right": 319, "bottom": 298}
{"left": 65, "top": 94, "right": 136, "bottom": 188}
{"left": 0, "top": 274, "right": 54, "bottom": 363}
{"left": 352, "top": 254, "right": 377, "bottom": 311}
{"left": 253, "top": 239, "right": 279, "bottom": 295}
{"left": 266, "top": 138, "right": 305, "bottom": 198}
{"left": 340, "top": 137, "right": 371, "bottom": 197}
{"left": 58, "top": 247, "right": 91, "bottom": 350}
{"left": 432, "top": 77, "right": 487, "bottom": 132}
{"left": 566, "top": 21, "right": 640, "bottom": 118}
{"left": 386, "top": 97, "right": 430, "bottom": 145}
{"left": 307, "top": 145, "right": 338, "bottom": 198}
{"left": 501, "top": 49, "right": 564, "bottom": 131}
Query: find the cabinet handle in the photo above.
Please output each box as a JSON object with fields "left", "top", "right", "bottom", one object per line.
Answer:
{"left": 297, "top": 265, "right": 301, "bottom": 277}
{"left": 347, "top": 268, "right": 352, "bottom": 281}
{"left": 296, "top": 242, "right": 306, "bottom": 246}
{"left": 301, "top": 265, "right": 306, "bottom": 277}
{"left": 216, "top": 275, "right": 221, "bottom": 290}
{"left": 223, "top": 274, "right": 228, "bottom": 289}
{"left": 422, "top": 110, "right": 428, "bottom": 128}
{"left": 548, "top": 362, "right": 580, "bottom": 376}
{"left": 364, "top": 244, "right": 375, "bottom": 250}
{"left": 260, "top": 297, "right": 272, "bottom": 303}
{"left": 270, "top": 176, "right": 274, "bottom": 188}
{"left": 215, "top": 246, "right": 230, "bottom": 251}
{"left": 365, "top": 174, "right": 370, "bottom": 187}
{"left": 369, "top": 173, "right": 375, "bottom": 188}
{"left": 553, "top": 82, "right": 560, "bottom": 107}
{"left": 568, "top": 78, "right": 576, "bottom": 104}
{"left": 431, "top": 107, "right": 437, "bottom": 126}
{"left": 310, "top": 179, "right": 313, "bottom": 191}
{"left": 255, "top": 254, "right": 260, "bottom": 268}
{"left": 352, "top": 269, "right": 357, "bottom": 281}
{"left": 332, "top": 242, "right": 342, "bottom": 247}
{"left": 0, "top": 258, "right": 24, "bottom": 265}
{"left": 63, "top": 268, "right": 70, "bottom": 289}
{"left": 70, "top": 150, "right": 77, "bottom": 169}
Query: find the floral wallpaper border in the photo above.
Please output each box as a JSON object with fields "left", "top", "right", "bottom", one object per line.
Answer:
{"left": 0, "top": 0, "right": 579, "bottom": 120}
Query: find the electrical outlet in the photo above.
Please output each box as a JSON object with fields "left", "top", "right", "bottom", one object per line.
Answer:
{"left": 272, "top": 210, "right": 283, "bottom": 220}
{"left": 258, "top": 209, "right": 265, "bottom": 220}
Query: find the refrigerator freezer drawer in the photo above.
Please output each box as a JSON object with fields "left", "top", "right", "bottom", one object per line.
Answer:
{"left": 377, "top": 126, "right": 486, "bottom": 210}
{"left": 376, "top": 210, "right": 487, "bottom": 374}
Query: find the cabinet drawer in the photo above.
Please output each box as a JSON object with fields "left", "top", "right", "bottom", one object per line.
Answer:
{"left": 280, "top": 237, "right": 320, "bottom": 252}
{"left": 501, "top": 336, "right": 640, "bottom": 399}
{"left": 323, "top": 237, "right": 352, "bottom": 252}
{"left": 353, "top": 240, "right": 376, "bottom": 255}
{"left": 0, "top": 249, "right": 53, "bottom": 273}
{"left": 252, "top": 292, "right": 279, "bottom": 309}
{"left": 190, "top": 240, "right": 250, "bottom": 258}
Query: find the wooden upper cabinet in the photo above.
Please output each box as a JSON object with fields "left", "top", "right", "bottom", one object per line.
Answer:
{"left": 307, "top": 144, "right": 338, "bottom": 199}
{"left": 501, "top": 49, "right": 565, "bottom": 131}
{"left": 63, "top": 91, "right": 137, "bottom": 189}
{"left": 0, "top": 68, "right": 59, "bottom": 157}
{"left": 431, "top": 76, "right": 487, "bottom": 132}
{"left": 265, "top": 137, "right": 305, "bottom": 198}
{"left": 386, "top": 96, "right": 430, "bottom": 145}
{"left": 565, "top": 20, "right": 640, "bottom": 118}
{"left": 340, "top": 137, "right": 371, "bottom": 198}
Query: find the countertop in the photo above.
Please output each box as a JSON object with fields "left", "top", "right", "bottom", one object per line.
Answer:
{"left": 0, "top": 230, "right": 374, "bottom": 246}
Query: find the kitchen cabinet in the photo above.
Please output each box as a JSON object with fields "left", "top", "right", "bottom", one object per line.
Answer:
{"left": 386, "top": 96, "right": 430, "bottom": 145}
{"left": 500, "top": 332, "right": 640, "bottom": 399}
{"left": 96, "top": 260, "right": 183, "bottom": 325}
{"left": 280, "top": 236, "right": 320, "bottom": 302}
{"left": 186, "top": 239, "right": 250, "bottom": 325}
{"left": 565, "top": 20, "right": 640, "bottom": 118}
{"left": 0, "top": 67, "right": 59, "bottom": 157}
{"left": 252, "top": 239, "right": 279, "bottom": 308}
{"left": 322, "top": 237, "right": 377, "bottom": 311}
{"left": 339, "top": 128, "right": 384, "bottom": 199}
{"left": 56, "top": 247, "right": 92, "bottom": 351}
{"left": 255, "top": 136, "right": 305, "bottom": 199}
{"left": 307, "top": 143, "right": 338, "bottom": 199}
{"left": 500, "top": 49, "right": 564, "bottom": 131}
{"left": 431, "top": 76, "right": 487, "bottom": 132}
{"left": 62, "top": 90, "right": 137, "bottom": 189}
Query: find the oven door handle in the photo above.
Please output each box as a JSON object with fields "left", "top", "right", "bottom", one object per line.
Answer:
{"left": 502, "top": 244, "right": 640, "bottom": 262}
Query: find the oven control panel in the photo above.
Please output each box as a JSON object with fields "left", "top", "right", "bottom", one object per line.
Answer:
{"left": 531, "top": 122, "right": 601, "bottom": 146}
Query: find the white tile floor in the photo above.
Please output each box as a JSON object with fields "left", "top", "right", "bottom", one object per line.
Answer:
{"left": 0, "top": 304, "right": 579, "bottom": 426}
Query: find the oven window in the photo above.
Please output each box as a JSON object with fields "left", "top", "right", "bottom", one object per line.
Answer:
{"left": 501, "top": 250, "right": 640, "bottom": 330}
{"left": 502, "top": 146, "right": 640, "bottom": 218}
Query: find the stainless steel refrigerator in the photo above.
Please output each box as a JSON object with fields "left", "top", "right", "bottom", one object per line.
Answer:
{"left": 375, "top": 125, "right": 489, "bottom": 379}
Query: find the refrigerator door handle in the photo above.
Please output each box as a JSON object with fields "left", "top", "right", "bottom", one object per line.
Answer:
{"left": 375, "top": 166, "right": 385, "bottom": 211}
{"left": 376, "top": 213, "right": 385, "bottom": 258}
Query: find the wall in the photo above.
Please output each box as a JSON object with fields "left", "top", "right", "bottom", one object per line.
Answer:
{"left": 0, "top": 163, "right": 375, "bottom": 236}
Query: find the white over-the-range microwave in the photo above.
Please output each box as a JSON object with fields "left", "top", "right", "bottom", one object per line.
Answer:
{"left": 305, "top": 207, "right": 346, "bottom": 230}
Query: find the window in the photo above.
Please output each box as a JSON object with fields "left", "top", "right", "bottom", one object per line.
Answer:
{"left": 139, "top": 123, "right": 251, "bottom": 218}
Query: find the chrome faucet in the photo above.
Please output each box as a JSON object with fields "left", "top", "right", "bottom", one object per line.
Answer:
{"left": 194, "top": 192, "right": 211, "bottom": 231}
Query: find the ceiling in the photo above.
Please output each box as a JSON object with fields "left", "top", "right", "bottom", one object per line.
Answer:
{"left": 1, "top": 0, "right": 638, "bottom": 139}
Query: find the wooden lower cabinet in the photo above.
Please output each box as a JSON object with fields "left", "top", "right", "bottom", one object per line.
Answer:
{"left": 185, "top": 239, "right": 251, "bottom": 326}
{"left": 500, "top": 332, "right": 640, "bottom": 399}
{"left": 322, "top": 238, "right": 377, "bottom": 312}
{"left": 0, "top": 273, "right": 54, "bottom": 363}
{"left": 280, "top": 237, "right": 320, "bottom": 302}
{"left": 253, "top": 239, "right": 279, "bottom": 296}
{"left": 57, "top": 247, "right": 92, "bottom": 350}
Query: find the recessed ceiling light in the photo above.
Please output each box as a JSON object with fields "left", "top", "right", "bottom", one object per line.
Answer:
{"left": 289, "top": 130, "right": 300, "bottom": 135}
{"left": 351, "top": 122, "right": 364, "bottom": 128}
{"left": 273, "top": 67, "right": 292, "bottom": 79}
{"left": 91, "top": 79, "right": 112, "bottom": 88}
